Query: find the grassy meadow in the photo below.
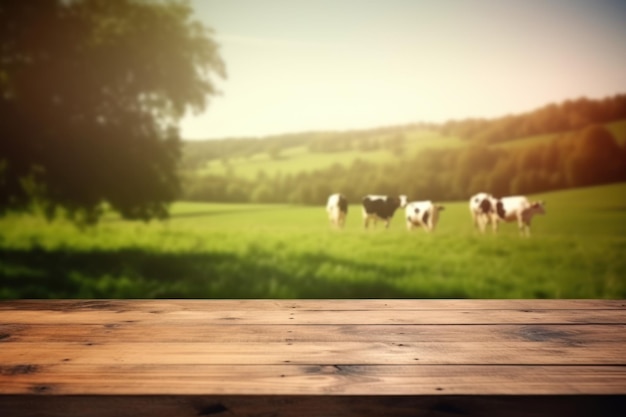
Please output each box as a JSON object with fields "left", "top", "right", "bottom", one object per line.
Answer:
{"left": 1, "top": 182, "right": 625, "bottom": 299}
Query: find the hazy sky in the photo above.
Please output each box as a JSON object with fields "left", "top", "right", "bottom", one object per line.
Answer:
{"left": 181, "top": 0, "right": 626, "bottom": 139}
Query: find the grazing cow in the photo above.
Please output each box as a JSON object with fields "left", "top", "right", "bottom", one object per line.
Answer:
{"left": 469, "top": 192, "right": 498, "bottom": 233}
{"left": 470, "top": 193, "right": 546, "bottom": 236}
{"left": 492, "top": 196, "right": 546, "bottom": 236}
{"left": 405, "top": 200, "right": 445, "bottom": 232}
{"left": 326, "top": 193, "right": 348, "bottom": 228}
{"left": 361, "top": 195, "right": 407, "bottom": 229}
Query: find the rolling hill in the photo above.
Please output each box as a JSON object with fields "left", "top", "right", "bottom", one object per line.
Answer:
{"left": 181, "top": 94, "right": 626, "bottom": 205}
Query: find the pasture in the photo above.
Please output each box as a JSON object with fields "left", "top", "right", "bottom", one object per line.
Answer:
{"left": 1, "top": 183, "right": 625, "bottom": 299}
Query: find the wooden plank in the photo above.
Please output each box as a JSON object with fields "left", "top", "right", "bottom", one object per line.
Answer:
{"left": 1, "top": 340, "right": 624, "bottom": 365}
{"left": 1, "top": 299, "right": 624, "bottom": 312}
{"left": 3, "top": 323, "right": 624, "bottom": 344}
{"left": 1, "top": 395, "right": 625, "bottom": 417}
{"left": 2, "top": 364, "right": 626, "bottom": 395}
{"left": 3, "top": 307, "right": 625, "bottom": 325}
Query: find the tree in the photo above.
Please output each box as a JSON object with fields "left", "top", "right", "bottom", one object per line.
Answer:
{"left": 566, "top": 125, "right": 626, "bottom": 187}
{"left": 487, "top": 158, "right": 514, "bottom": 197}
{"left": 0, "top": 0, "right": 225, "bottom": 223}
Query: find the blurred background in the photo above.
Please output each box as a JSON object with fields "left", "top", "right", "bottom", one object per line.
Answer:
{"left": 1, "top": 0, "right": 625, "bottom": 299}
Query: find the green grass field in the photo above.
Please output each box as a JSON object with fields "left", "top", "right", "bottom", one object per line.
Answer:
{"left": 1, "top": 182, "right": 625, "bottom": 299}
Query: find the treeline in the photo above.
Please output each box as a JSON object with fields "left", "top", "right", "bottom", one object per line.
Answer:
{"left": 183, "top": 124, "right": 626, "bottom": 204}
{"left": 182, "top": 94, "right": 626, "bottom": 168}
{"left": 441, "top": 94, "right": 626, "bottom": 144}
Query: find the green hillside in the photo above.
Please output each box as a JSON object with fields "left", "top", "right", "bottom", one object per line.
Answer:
{"left": 496, "top": 119, "right": 626, "bottom": 149}
{"left": 607, "top": 119, "right": 626, "bottom": 145}
{"left": 190, "top": 119, "right": 626, "bottom": 177}
{"left": 181, "top": 94, "right": 626, "bottom": 205}
{"left": 194, "top": 129, "right": 463, "bottom": 179}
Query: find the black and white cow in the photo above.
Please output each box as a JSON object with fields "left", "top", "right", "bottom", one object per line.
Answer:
{"left": 469, "top": 192, "right": 497, "bottom": 233}
{"left": 493, "top": 195, "right": 546, "bottom": 236}
{"left": 362, "top": 195, "right": 407, "bottom": 229}
{"left": 470, "top": 193, "right": 546, "bottom": 236}
{"left": 326, "top": 193, "right": 348, "bottom": 228}
{"left": 405, "top": 200, "right": 444, "bottom": 232}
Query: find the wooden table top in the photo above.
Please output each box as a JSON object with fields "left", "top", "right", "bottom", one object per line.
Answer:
{"left": 1, "top": 299, "right": 625, "bottom": 398}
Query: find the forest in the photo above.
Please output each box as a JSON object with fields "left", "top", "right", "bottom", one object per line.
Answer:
{"left": 181, "top": 94, "right": 626, "bottom": 205}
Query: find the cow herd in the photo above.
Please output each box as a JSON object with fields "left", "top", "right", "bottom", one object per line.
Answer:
{"left": 326, "top": 192, "right": 546, "bottom": 236}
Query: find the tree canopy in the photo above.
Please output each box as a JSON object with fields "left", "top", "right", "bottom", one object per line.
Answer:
{"left": 0, "top": 0, "right": 224, "bottom": 223}
{"left": 441, "top": 94, "right": 626, "bottom": 143}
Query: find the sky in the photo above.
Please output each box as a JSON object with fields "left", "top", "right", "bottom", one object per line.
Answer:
{"left": 180, "top": 0, "right": 626, "bottom": 140}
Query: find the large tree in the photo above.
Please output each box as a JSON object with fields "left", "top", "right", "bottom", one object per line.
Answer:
{"left": 0, "top": 0, "right": 224, "bottom": 223}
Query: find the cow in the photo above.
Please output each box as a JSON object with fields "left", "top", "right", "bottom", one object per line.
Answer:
{"left": 405, "top": 200, "right": 445, "bottom": 232}
{"left": 326, "top": 193, "right": 348, "bottom": 229}
{"left": 469, "top": 192, "right": 498, "bottom": 233}
{"left": 492, "top": 196, "right": 546, "bottom": 236}
{"left": 470, "top": 193, "right": 546, "bottom": 236}
{"left": 361, "top": 194, "right": 407, "bottom": 229}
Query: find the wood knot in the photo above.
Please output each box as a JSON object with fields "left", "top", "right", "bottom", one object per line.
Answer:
{"left": 1, "top": 364, "right": 39, "bottom": 375}
{"left": 30, "top": 385, "right": 52, "bottom": 394}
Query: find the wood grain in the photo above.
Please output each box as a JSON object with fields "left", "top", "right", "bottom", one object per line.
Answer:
{"left": 1, "top": 299, "right": 625, "bottom": 416}
{"left": 2, "top": 364, "right": 626, "bottom": 395}
{"left": 3, "top": 299, "right": 625, "bottom": 311}
{"left": 3, "top": 323, "right": 624, "bottom": 343}
{"left": 3, "top": 306, "right": 625, "bottom": 325}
